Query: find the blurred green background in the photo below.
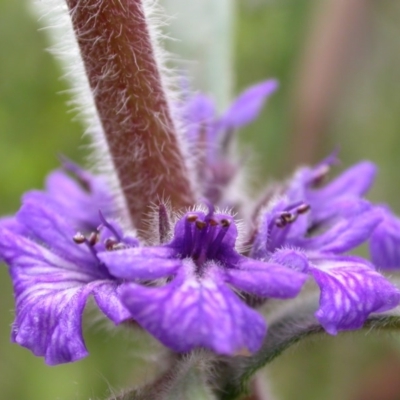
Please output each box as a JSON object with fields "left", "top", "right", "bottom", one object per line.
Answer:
{"left": 1, "top": 0, "right": 400, "bottom": 399}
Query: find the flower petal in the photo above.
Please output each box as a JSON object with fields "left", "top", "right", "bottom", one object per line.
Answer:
{"left": 370, "top": 207, "right": 400, "bottom": 270}
{"left": 268, "top": 248, "right": 309, "bottom": 273}
{"left": 13, "top": 280, "right": 123, "bottom": 365}
{"left": 16, "top": 200, "right": 99, "bottom": 271}
{"left": 283, "top": 151, "right": 339, "bottom": 204}
{"left": 219, "top": 79, "right": 278, "bottom": 130}
{"left": 32, "top": 165, "right": 114, "bottom": 230}
{"left": 12, "top": 283, "right": 91, "bottom": 365}
{"left": 98, "top": 247, "right": 180, "bottom": 280}
{"left": 92, "top": 281, "right": 131, "bottom": 324}
{"left": 0, "top": 228, "right": 98, "bottom": 281}
{"left": 310, "top": 255, "right": 400, "bottom": 334}
{"left": 0, "top": 216, "right": 28, "bottom": 236}
{"left": 182, "top": 94, "right": 216, "bottom": 150}
{"left": 292, "top": 200, "right": 382, "bottom": 253}
{"left": 309, "top": 161, "right": 376, "bottom": 203}
{"left": 120, "top": 264, "right": 266, "bottom": 355}
{"left": 0, "top": 228, "right": 123, "bottom": 364}
{"left": 184, "top": 94, "right": 215, "bottom": 126}
{"left": 287, "top": 159, "right": 377, "bottom": 224}
{"left": 224, "top": 257, "right": 307, "bottom": 298}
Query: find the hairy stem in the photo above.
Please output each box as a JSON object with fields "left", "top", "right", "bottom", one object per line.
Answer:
{"left": 65, "top": 0, "right": 196, "bottom": 237}
{"left": 216, "top": 311, "right": 400, "bottom": 400}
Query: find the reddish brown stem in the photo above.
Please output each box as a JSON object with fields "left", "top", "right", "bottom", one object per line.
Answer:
{"left": 65, "top": 0, "right": 196, "bottom": 237}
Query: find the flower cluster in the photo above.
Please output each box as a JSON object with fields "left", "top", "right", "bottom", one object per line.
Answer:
{"left": 1, "top": 87, "right": 400, "bottom": 366}
{"left": 0, "top": 163, "right": 136, "bottom": 364}
{"left": 252, "top": 155, "right": 400, "bottom": 334}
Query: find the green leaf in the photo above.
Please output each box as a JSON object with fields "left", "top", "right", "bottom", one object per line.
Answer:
{"left": 215, "top": 297, "right": 400, "bottom": 400}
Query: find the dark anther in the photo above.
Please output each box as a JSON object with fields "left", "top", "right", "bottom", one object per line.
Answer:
{"left": 282, "top": 213, "right": 296, "bottom": 223}
{"left": 88, "top": 231, "right": 100, "bottom": 246}
{"left": 275, "top": 218, "right": 286, "bottom": 228}
{"left": 195, "top": 220, "right": 207, "bottom": 230}
{"left": 280, "top": 211, "right": 291, "bottom": 218}
{"left": 280, "top": 211, "right": 292, "bottom": 221}
{"left": 220, "top": 219, "right": 230, "bottom": 228}
{"left": 73, "top": 232, "right": 86, "bottom": 244}
{"left": 209, "top": 218, "right": 219, "bottom": 227}
{"left": 187, "top": 214, "right": 198, "bottom": 223}
{"left": 105, "top": 238, "right": 118, "bottom": 251}
{"left": 297, "top": 203, "right": 310, "bottom": 214}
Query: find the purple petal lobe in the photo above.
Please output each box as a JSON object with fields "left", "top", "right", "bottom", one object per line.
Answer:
{"left": 92, "top": 282, "right": 131, "bottom": 324}
{"left": 0, "top": 216, "right": 28, "bottom": 236}
{"left": 287, "top": 159, "right": 377, "bottom": 224}
{"left": 220, "top": 79, "right": 278, "bottom": 129}
{"left": 287, "top": 152, "right": 339, "bottom": 199}
{"left": 1, "top": 229, "right": 87, "bottom": 364}
{"left": 0, "top": 228, "right": 126, "bottom": 364}
{"left": 268, "top": 248, "right": 309, "bottom": 273}
{"left": 293, "top": 200, "right": 382, "bottom": 253}
{"left": 16, "top": 200, "right": 97, "bottom": 269}
{"left": 224, "top": 257, "right": 307, "bottom": 298}
{"left": 185, "top": 95, "right": 215, "bottom": 127}
{"left": 35, "top": 165, "right": 114, "bottom": 230}
{"left": 98, "top": 247, "right": 180, "bottom": 280}
{"left": 370, "top": 207, "right": 400, "bottom": 270}
{"left": 0, "top": 228, "right": 97, "bottom": 282}
{"left": 310, "top": 255, "right": 400, "bottom": 334}
{"left": 309, "top": 161, "right": 376, "bottom": 202}
{"left": 13, "top": 283, "right": 91, "bottom": 365}
{"left": 120, "top": 265, "right": 266, "bottom": 355}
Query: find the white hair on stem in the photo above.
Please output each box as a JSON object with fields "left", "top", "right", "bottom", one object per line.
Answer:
{"left": 29, "top": 0, "right": 197, "bottom": 231}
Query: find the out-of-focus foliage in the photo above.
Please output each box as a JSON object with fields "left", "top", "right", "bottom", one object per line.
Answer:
{"left": 162, "top": 0, "right": 235, "bottom": 109}
{"left": 1, "top": 0, "right": 400, "bottom": 399}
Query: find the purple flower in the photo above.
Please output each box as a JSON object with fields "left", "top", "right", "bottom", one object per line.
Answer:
{"left": 0, "top": 193, "right": 136, "bottom": 365}
{"left": 287, "top": 154, "right": 400, "bottom": 273}
{"left": 1, "top": 155, "right": 306, "bottom": 362}
{"left": 99, "top": 206, "right": 306, "bottom": 355}
{"left": 25, "top": 157, "right": 116, "bottom": 231}
{"left": 252, "top": 187, "right": 400, "bottom": 334}
{"left": 182, "top": 80, "right": 278, "bottom": 204}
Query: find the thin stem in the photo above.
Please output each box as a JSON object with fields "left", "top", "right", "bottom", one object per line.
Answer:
{"left": 65, "top": 0, "right": 196, "bottom": 238}
{"left": 242, "top": 374, "right": 275, "bottom": 400}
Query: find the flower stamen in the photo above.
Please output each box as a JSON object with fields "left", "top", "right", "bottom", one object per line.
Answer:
{"left": 73, "top": 231, "right": 100, "bottom": 260}
{"left": 72, "top": 232, "right": 86, "bottom": 244}
{"left": 183, "top": 213, "right": 232, "bottom": 266}
{"left": 274, "top": 202, "right": 310, "bottom": 229}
